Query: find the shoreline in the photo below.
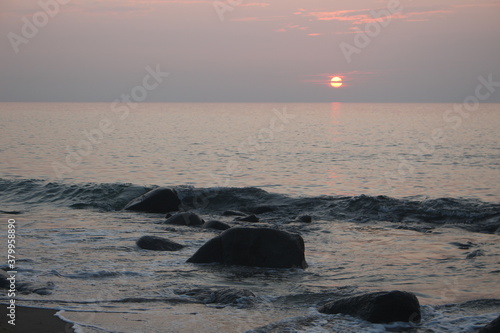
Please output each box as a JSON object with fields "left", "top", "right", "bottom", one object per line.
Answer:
{"left": 0, "top": 304, "right": 75, "bottom": 333}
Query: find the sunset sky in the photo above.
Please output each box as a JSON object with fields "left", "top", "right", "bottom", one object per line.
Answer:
{"left": 1, "top": 0, "right": 499, "bottom": 102}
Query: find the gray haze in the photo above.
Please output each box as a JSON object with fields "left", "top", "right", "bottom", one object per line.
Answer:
{"left": 1, "top": 0, "right": 499, "bottom": 102}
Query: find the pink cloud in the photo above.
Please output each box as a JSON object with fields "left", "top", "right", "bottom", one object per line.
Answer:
{"left": 307, "top": 9, "right": 369, "bottom": 22}
{"left": 231, "top": 15, "right": 286, "bottom": 22}
{"left": 240, "top": 2, "right": 271, "bottom": 8}
{"left": 306, "top": 7, "right": 453, "bottom": 25}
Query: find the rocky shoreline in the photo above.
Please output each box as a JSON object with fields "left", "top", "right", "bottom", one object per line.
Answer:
{"left": 1, "top": 186, "right": 499, "bottom": 332}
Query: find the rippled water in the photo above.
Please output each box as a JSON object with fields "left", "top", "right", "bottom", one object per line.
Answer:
{"left": 1, "top": 103, "right": 499, "bottom": 200}
{"left": 1, "top": 103, "right": 499, "bottom": 332}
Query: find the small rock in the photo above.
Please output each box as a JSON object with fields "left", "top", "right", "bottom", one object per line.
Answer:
{"left": 450, "top": 241, "right": 476, "bottom": 250}
{"left": 0, "top": 210, "right": 23, "bottom": 215}
{"left": 202, "top": 220, "right": 231, "bottom": 230}
{"left": 318, "top": 290, "right": 421, "bottom": 324}
{"left": 1, "top": 270, "right": 54, "bottom": 295}
{"left": 136, "top": 236, "right": 184, "bottom": 251}
{"left": 206, "top": 288, "right": 255, "bottom": 304}
{"left": 164, "top": 212, "right": 204, "bottom": 226}
{"left": 0, "top": 270, "right": 11, "bottom": 289}
{"left": 235, "top": 214, "right": 260, "bottom": 222}
{"left": 466, "top": 249, "right": 484, "bottom": 259}
{"left": 297, "top": 215, "right": 312, "bottom": 223}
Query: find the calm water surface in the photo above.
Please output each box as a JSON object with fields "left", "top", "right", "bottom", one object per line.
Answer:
{"left": 1, "top": 102, "right": 499, "bottom": 200}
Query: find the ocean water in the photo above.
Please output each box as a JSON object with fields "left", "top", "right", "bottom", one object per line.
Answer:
{"left": 0, "top": 103, "right": 499, "bottom": 332}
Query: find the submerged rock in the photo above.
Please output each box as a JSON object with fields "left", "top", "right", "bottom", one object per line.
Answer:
{"left": 187, "top": 227, "right": 307, "bottom": 269}
{"left": 479, "top": 314, "right": 500, "bottom": 333}
{"left": 466, "top": 249, "right": 485, "bottom": 259}
{"left": 174, "top": 288, "right": 255, "bottom": 305}
{"left": 297, "top": 215, "right": 312, "bottom": 223}
{"left": 206, "top": 288, "right": 255, "bottom": 305}
{"left": 318, "top": 290, "right": 421, "bottom": 324}
{"left": 136, "top": 236, "right": 184, "bottom": 251}
{"left": 235, "top": 214, "right": 260, "bottom": 222}
{"left": 1, "top": 270, "right": 54, "bottom": 295}
{"left": 164, "top": 212, "right": 204, "bottom": 226}
{"left": 0, "top": 210, "right": 23, "bottom": 215}
{"left": 124, "top": 187, "right": 180, "bottom": 213}
{"left": 202, "top": 220, "right": 231, "bottom": 230}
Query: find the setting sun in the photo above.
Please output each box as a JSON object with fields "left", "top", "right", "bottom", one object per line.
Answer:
{"left": 330, "top": 76, "right": 343, "bottom": 88}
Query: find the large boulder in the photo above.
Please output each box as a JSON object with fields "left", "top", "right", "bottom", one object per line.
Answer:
{"left": 164, "top": 212, "right": 204, "bottom": 226}
{"left": 124, "top": 187, "right": 180, "bottom": 213}
{"left": 136, "top": 236, "right": 184, "bottom": 251}
{"left": 187, "top": 227, "right": 307, "bottom": 269}
{"left": 318, "top": 290, "right": 421, "bottom": 324}
{"left": 479, "top": 314, "right": 500, "bottom": 333}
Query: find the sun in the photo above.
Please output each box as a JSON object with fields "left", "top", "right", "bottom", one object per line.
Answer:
{"left": 330, "top": 76, "right": 343, "bottom": 88}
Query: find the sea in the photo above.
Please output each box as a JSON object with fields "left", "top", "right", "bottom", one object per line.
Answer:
{"left": 0, "top": 102, "right": 499, "bottom": 332}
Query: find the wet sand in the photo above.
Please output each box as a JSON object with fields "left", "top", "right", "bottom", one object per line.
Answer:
{"left": 0, "top": 304, "right": 75, "bottom": 333}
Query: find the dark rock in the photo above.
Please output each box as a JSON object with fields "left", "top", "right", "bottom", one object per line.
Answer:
{"left": 318, "top": 290, "right": 421, "bottom": 324}
{"left": 202, "top": 220, "right": 231, "bottom": 230}
{"left": 297, "top": 215, "right": 312, "bottom": 223}
{"left": 466, "top": 249, "right": 484, "bottom": 259}
{"left": 136, "top": 236, "right": 184, "bottom": 251}
{"left": 235, "top": 214, "right": 260, "bottom": 222}
{"left": 0, "top": 210, "right": 23, "bottom": 215}
{"left": 479, "top": 314, "right": 500, "bottom": 333}
{"left": 187, "top": 236, "right": 223, "bottom": 263}
{"left": 450, "top": 241, "right": 476, "bottom": 250}
{"left": 0, "top": 270, "right": 10, "bottom": 289}
{"left": 164, "top": 212, "right": 204, "bottom": 226}
{"left": 395, "top": 225, "right": 433, "bottom": 233}
{"left": 206, "top": 288, "right": 255, "bottom": 304}
{"left": 1, "top": 270, "right": 54, "bottom": 295}
{"left": 222, "top": 210, "right": 246, "bottom": 217}
{"left": 124, "top": 187, "right": 180, "bottom": 213}
{"left": 187, "top": 227, "right": 307, "bottom": 269}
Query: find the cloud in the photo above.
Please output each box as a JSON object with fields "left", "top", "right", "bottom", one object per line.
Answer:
{"left": 304, "top": 6, "right": 453, "bottom": 25}
{"left": 231, "top": 15, "right": 286, "bottom": 22}
{"left": 240, "top": 2, "right": 271, "bottom": 8}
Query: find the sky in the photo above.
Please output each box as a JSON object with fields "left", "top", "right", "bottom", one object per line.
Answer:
{"left": 1, "top": 0, "right": 499, "bottom": 103}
